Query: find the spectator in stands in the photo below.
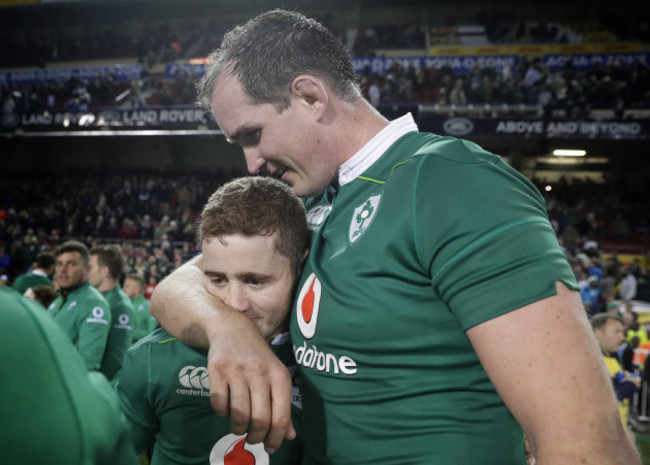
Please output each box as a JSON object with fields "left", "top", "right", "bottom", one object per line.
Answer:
{"left": 122, "top": 273, "right": 157, "bottom": 342}
{"left": 620, "top": 267, "right": 638, "bottom": 303}
{"left": 623, "top": 310, "right": 648, "bottom": 347}
{"left": 11, "top": 251, "right": 55, "bottom": 295}
{"left": 144, "top": 275, "right": 157, "bottom": 300}
{"left": 88, "top": 244, "right": 135, "bottom": 381}
{"left": 449, "top": 78, "right": 467, "bottom": 105}
{"left": 588, "top": 258, "right": 604, "bottom": 280}
{"left": 0, "top": 245, "right": 10, "bottom": 275}
{"left": 581, "top": 275, "right": 602, "bottom": 315}
{"left": 591, "top": 313, "right": 641, "bottom": 437}
{"left": 48, "top": 240, "right": 112, "bottom": 372}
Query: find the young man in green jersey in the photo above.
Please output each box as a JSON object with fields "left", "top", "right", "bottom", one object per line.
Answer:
{"left": 89, "top": 244, "right": 136, "bottom": 381}
{"left": 0, "top": 287, "right": 138, "bottom": 465}
{"left": 123, "top": 272, "right": 158, "bottom": 341}
{"left": 117, "top": 176, "right": 309, "bottom": 465}
{"left": 49, "top": 240, "right": 112, "bottom": 372}
{"left": 150, "top": 10, "right": 640, "bottom": 465}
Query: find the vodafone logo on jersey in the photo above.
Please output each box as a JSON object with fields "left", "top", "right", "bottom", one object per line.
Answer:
{"left": 209, "top": 434, "right": 269, "bottom": 465}
{"left": 296, "top": 273, "right": 321, "bottom": 340}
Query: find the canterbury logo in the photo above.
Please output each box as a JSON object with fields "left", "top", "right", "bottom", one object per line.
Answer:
{"left": 178, "top": 365, "right": 209, "bottom": 390}
{"left": 209, "top": 434, "right": 269, "bottom": 465}
{"left": 296, "top": 273, "right": 321, "bottom": 340}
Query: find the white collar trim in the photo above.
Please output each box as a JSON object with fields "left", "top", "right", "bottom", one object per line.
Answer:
{"left": 338, "top": 113, "right": 418, "bottom": 186}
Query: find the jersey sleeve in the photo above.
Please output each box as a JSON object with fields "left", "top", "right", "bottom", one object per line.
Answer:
{"left": 412, "top": 139, "right": 578, "bottom": 330}
{"left": 116, "top": 343, "right": 158, "bottom": 454}
{"left": 77, "top": 300, "right": 112, "bottom": 371}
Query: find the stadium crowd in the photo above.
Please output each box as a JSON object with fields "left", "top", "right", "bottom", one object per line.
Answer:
{"left": 2, "top": 51, "right": 649, "bottom": 117}
{"left": 1, "top": 168, "right": 647, "bottom": 299}
{"left": 0, "top": 167, "right": 245, "bottom": 285}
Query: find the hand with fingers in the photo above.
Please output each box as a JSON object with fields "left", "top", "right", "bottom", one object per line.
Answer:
{"left": 206, "top": 316, "right": 296, "bottom": 453}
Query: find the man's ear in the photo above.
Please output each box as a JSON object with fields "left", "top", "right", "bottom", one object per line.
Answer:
{"left": 300, "top": 248, "right": 310, "bottom": 268}
{"left": 291, "top": 75, "right": 328, "bottom": 119}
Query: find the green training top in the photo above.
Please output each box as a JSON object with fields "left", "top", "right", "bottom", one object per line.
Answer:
{"left": 0, "top": 287, "right": 138, "bottom": 465}
{"left": 48, "top": 280, "right": 112, "bottom": 371}
{"left": 130, "top": 294, "right": 158, "bottom": 342}
{"left": 100, "top": 285, "right": 136, "bottom": 381}
{"left": 11, "top": 271, "right": 53, "bottom": 295}
{"left": 117, "top": 328, "right": 304, "bottom": 465}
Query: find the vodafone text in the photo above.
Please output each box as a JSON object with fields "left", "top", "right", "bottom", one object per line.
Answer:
{"left": 293, "top": 341, "right": 358, "bottom": 375}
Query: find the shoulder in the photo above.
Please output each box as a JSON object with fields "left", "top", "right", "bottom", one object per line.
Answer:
{"left": 80, "top": 284, "right": 111, "bottom": 308}
{"left": 114, "top": 288, "right": 136, "bottom": 312}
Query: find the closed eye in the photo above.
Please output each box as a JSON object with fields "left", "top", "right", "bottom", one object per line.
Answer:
{"left": 240, "top": 129, "right": 261, "bottom": 147}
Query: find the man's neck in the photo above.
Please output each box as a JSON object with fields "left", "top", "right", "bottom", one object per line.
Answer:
{"left": 336, "top": 99, "right": 389, "bottom": 165}
{"left": 98, "top": 279, "right": 119, "bottom": 293}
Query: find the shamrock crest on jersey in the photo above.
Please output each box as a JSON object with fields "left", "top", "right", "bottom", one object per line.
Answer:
{"left": 349, "top": 194, "right": 381, "bottom": 243}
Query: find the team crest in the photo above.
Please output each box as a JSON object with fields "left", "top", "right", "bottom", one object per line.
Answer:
{"left": 349, "top": 194, "right": 382, "bottom": 243}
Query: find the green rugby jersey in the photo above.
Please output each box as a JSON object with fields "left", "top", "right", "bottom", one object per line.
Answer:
{"left": 130, "top": 294, "right": 158, "bottom": 342}
{"left": 11, "top": 271, "right": 53, "bottom": 295}
{"left": 48, "top": 280, "right": 111, "bottom": 371}
{"left": 291, "top": 127, "right": 578, "bottom": 464}
{"left": 100, "top": 286, "right": 136, "bottom": 381}
{"left": 1, "top": 287, "right": 137, "bottom": 465}
{"left": 116, "top": 328, "right": 304, "bottom": 465}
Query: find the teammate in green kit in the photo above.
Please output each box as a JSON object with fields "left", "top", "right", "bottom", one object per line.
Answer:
{"left": 49, "top": 240, "right": 111, "bottom": 371}
{"left": 117, "top": 177, "right": 308, "bottom": 465}
{"left": 0, "top": 287, "right": 138, "bottom": 465}
{"left": 150, "top": 10, "right": 640, "bottom": 465}
{"left": 89, "top": 244, "right": 136, "bottom": 381}
{"left": 11, "top": 251, "right": 55, "bottom": 295}
{"left": 123, "top": 273, "right": 158, "bottom": 342}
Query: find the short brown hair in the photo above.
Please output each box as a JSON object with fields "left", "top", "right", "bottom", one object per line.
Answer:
{"left": 90, "top": 244, "right": 125, "bottom": 280}
{"left": 125, "top": 273, "right": 146, "bottom": 292}
{"left": 56, "top": 241, "right": 90, "bottom": 265}
{"left": 590, "top": 313, "right": 623, "bottom": 330}
{"left": 36, "top": 252, "right": 55, "bottom": 270}
{"left": 32, "top": 285, "right": 59, "bottom": 309}
{"left": 199, "top": 176, "right": 308, "bottom": 277}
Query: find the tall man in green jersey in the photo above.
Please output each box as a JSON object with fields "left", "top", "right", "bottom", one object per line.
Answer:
{"left": 1, "top": 287, "right": 138, "bottom": 465}
{"left": 89, "top": 244, "right": 136, "bottom": 381}
{"left": 150, "top": 10, "right": 640, "bottom": 465}
{"left": 117, "top": 177, "right": 308, "bottom": 465}
{"left": 49, "top": 240, "right": 112, "bottom": 372}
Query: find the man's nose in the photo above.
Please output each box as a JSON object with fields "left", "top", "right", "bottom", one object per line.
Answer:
{"left": 243, "top": 148, "right": 265, "bottom": 174}
{"left": 224, "top": 284, "right": 251, "bottom": 312}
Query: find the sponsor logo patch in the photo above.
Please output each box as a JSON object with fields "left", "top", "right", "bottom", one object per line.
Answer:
{"left": 177, "top": 365, "right": 210, "bottom": 396}
{"left": 296, "top": 273, "right": 321, "bottom": 340}
{"left": 209, "top": 434, "right": 269, "bottom": 465}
